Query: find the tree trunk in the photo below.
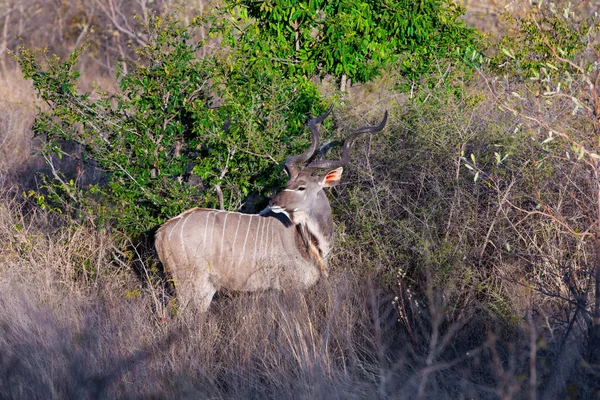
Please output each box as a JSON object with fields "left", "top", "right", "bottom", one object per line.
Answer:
{"left": 340, "top": 74, "right": 347, "bottom": 92}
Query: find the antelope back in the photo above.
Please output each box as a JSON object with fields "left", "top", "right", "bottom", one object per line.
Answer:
{"left": 156, "top": 208, "right": 321, "bottom": 310}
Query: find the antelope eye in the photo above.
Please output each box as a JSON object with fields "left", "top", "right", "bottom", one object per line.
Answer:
{"left": 297, "top": 186, "right": 306, "bottom": 191}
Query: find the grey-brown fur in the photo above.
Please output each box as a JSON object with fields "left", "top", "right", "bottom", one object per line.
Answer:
{"left": 155, "top": 208, "right": 320, "bottom": 311}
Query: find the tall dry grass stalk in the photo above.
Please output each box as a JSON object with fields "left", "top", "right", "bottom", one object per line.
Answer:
{"left": 1, "top": 184, "right": 517, "bottom": 398}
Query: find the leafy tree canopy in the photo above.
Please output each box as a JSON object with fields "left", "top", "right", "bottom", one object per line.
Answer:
{"left": 221, "top": 0, "right": 479, "bottom": 85}
{"left": 17, "top": 15, "right": 324, "bottom": 237}
{"left": 15, "top": 1, "right": 481, "bottom": 239}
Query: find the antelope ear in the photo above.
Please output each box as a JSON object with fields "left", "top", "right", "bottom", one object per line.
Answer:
{"left": 321, "top": 167, "right": 343, "bottom": 187}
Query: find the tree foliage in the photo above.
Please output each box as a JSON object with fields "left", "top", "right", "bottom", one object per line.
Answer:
{"left": 222, "top": 0, "right": 479, "bottom": 85}
{"left": 15, "top": 1, "right": 481, "bottom": 239}
{"left": 17, "top": 15, "right": 323, "bottom": 237}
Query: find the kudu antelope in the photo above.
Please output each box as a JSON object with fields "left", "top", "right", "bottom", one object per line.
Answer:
{"left": 155, "top": 107, "right": 388, "bottom": 311}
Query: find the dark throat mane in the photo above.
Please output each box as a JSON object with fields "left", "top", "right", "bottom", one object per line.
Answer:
{"left": 295, "top": 222, "right": 322, "bottom": 261}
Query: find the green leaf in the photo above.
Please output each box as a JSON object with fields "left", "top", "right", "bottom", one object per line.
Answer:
{"left": 501, "top": 48, "right": 515, "bottom": 59}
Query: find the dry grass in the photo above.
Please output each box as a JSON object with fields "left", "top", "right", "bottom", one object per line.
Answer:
{"left": 0, "top": 183, "right": 521, "bottom": 398}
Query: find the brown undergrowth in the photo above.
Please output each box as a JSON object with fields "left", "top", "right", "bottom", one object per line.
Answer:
{"left": 0, "top": 182, "right": 522, "bottom": 399}
{"left": 0, "top": 65, "right": 593, "bottom": 398}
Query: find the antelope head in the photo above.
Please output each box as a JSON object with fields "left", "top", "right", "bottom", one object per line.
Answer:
{"left": 268, "top": 107, "right": 388, "bottom": 274}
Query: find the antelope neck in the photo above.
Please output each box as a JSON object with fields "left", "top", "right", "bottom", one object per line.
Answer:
{"left": 289, "top": 199, "right": 333, "bottom": 264}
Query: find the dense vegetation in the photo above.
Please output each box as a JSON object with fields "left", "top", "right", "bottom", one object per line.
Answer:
{"left": 2, "top": 0, "right": 600, "bottom": 398}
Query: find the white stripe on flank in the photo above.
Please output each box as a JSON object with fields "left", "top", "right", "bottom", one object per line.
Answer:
{"left": 209, "top": 211, "right": 218, "bottom": 256}
{"left": 265, "top": 218, "right": 273, "bottom": 258}
{"left": 258, "top": 217, "right": 265, "bottom": 262}
{"left": 269, "top": 218, "right": 274, "bottom": 259}
{"left": 263, "top": 217, "right": 269, "bottom": 257}
{"left": 179, "top": 212, "right": 191, "bottom": 255}
{"left": 263, "top": 218, "right": 271, "bottom": 260}
{"left": 168, "top": 215, "right": 184, "bottom": 241}
{"left": 239, "top": 215, "right": 253, "bottom": 265}
{"left": 253, "top": 216, "right": 262, "bottom": 265}
{"left": 260, "top": 217, "right": 266, "bottom": 260}
{"left": 203, "top": 211, "right": 213, "bottom": 246}
{"left": 230, "top": 213, "right": 242, "bottom": 266}
{"left": 270, "top": 218, "right": 275, "bottom": 262}
{"left": 219, "top": 212, "right": 229, "bottom": 264}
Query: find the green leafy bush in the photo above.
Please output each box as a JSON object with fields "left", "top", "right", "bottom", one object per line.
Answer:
{"left": 222, "top": 0, "right": 480, "bottom": 86}
{"left": 16, "top": 0, "right": 483, "bottom": 240}
{"left": 17, "top": 15, "right": 324, "bottom": 237}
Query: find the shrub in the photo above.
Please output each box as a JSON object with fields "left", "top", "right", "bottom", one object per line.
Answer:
{"left": 491, "top": 0, "right": 600, "bottom": 366}
{"left": 222, "top": 0, "right": 480, "bottom": 88}
{"left": 16, "top": 15, "right": 324, "bottom": 237}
